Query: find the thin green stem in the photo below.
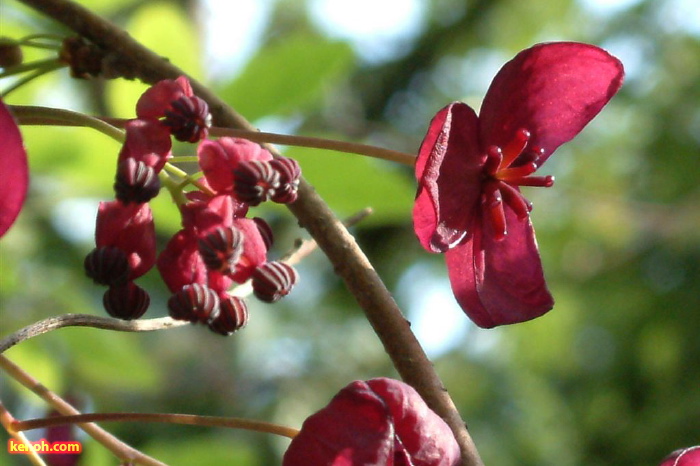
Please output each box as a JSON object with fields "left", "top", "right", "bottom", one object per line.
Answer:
{"left": 169, "top": 155, "right": 199, "bottom": 163}
{"left": 0, "top": 58, "right": 63, "bottom": 78}
{"left": 14, "top": 412, "right": 300, "bottom": 439}
{"left": 9, "top": 105, "right": 417, "bottom": 166}
{"left": 8, "top": 105, "right": 125, "bottom": 142}
{"left": 1, "top": 61, "right": 65, "bottom": 97}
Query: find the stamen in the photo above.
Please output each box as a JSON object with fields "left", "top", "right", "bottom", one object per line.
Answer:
{"left": 484, "top": 146, "right": 503, "bottom": 176}
{"left": 498, "top": 182, "right": 531, "bottom": 220}
{"left": 515, "top": 175, "right": 554, "bottom": 187}
{"left": 496, "top": 162, "right": 538, "bottom": 182}
{"left": 482, "top": 182, "right": 506, "bottom": 240}
{"left": 500, "top": 128, "right": 530, "bottom": 169}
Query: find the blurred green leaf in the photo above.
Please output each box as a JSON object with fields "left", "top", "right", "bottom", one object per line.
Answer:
{"left": 217, "top": 34, "right": 354, "bottom": 121}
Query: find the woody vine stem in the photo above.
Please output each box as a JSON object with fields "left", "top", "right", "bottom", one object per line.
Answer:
{"left": 10, "top": 0, "right": 483, "bottom": 464}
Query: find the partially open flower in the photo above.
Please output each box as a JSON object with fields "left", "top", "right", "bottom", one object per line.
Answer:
{"left": 197, "top": 137, "right": 274, "bottom": 195}
{"left": 283, "top": 378, "right": 460, "bottom": 466}
{"left": 136, "top": 76, "right": 211, "bottom": 143}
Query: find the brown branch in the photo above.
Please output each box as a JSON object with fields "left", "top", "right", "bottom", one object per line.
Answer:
{"left": 13, "top": 1, "right": 482, "bottom": 463}
{"left": 0, "top": 355, "right": 167, "bottom": 465}
{"left": 0, "top": 315, "right": 188, "bottom": 354}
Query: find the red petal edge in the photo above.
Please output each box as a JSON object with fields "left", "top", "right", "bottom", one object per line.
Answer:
{"left": 479, "top": 41, "right": 624, "bottom": 164}
{"left": 413, "top": 102, "right": 482, "bottom": 253}
{"left": 445, "top": 209, "right": 553, "bottom": 328}
{"left": 0, "top": 100, "right": 28, "bottom": 238}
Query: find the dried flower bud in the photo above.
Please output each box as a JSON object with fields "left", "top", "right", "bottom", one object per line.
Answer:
{"left": 0, "top": 39, "right": 23, "bottom": 69}
{"left": 252, "top": 261, "right": 298, "bottom": 303}
{"left": 208, "top": 295, "right": 248, "bottom": 335}
{"left": 103, "top": 282, "right": 150, "bottom": 320}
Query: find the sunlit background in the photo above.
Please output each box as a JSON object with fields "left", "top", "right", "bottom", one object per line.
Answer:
{"left": 1, "top": 0, "right": 699, "bottom": 464}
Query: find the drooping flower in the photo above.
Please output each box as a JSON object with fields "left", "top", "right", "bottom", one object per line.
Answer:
{"left": 136, "top": 76, "right": 211, "bottom": 143}
{"left": 413, "top": 42, "right": 624, "bottom": 328}
{"left": 659, "top": 446, "right": 700, "bottom": 466}
{"left": 0, "top": 99, "right": 28, "bottom": 239}
{"left": 113, "top": 119, "right": 172, "bottom": 204}
{"left": 283, "top": 378, "right": 460, "bottom": 466}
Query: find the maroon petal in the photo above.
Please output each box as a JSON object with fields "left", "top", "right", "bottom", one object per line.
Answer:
{"left": 157, "top": 229, "right": 208, "bottom": 294}
{"left": 135, "top": 76, "right": 191, "bottom": 120}
{"left": 413, "top": 102, "right": 483, "bottom": 253}
{"left": 228, "top": 217, "right": 269, "bottom": 283}
{"left": 283, "top": 378, "right": 459, "bottom": 466}
{"left": 0, "top": 100, "right": 28, "bottom": 238}
{"left": 282, "top": 381, "right": 394, "bottom": 466}
{"left": 659, "top": 446, "right": 700, "bottom": 466}
{"left": 445, "top": 208, "right": 553, "bottom": 328}
{"left": 198, "top": 137, "right": 273, "bottom": 194}
{"left": 366, "top": 379, "right": 461, "bottom": 466}
{"left": 479, "top": 42, "right": 624, "bottom": 164}
{"left": 95, "top": 201, "right": 156, "bottom": 280}
{"left": 117, "top": 119, "right": 173, "bottom": 173}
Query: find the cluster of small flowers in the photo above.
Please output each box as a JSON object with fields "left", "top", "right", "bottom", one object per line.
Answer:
{"left": 84, "top": 76, "right": 301, "bottom": 335}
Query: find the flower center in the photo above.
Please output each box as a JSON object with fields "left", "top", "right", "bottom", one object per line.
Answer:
{"left": 481, "top": 128, "right": 554, "bottom": 241}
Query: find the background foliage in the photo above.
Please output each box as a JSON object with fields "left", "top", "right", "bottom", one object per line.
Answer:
{"left": 1, "top": 0, "right": 698, "bottom": 464}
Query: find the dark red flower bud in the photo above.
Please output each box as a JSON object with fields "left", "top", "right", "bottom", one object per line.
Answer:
{"left": 270, "top": 157, "right": 301, "bottom": 204}
{"left": 163, "top": 95, "right": 212, "bottom": 143}
{"left": 168, "top": 283, "right": 220, "bottom": 324}
{"left": 252, "top": 261, "right": 298, "bottom": 303}
{"left": 197, "top": 226, "right": 244, "bottom": 274}
{"left": 103, "top": 282, "right": 150, "bottom": 320}
{"left": 0, "top": 40, "right": 23, "bottom": 69}
{"left": 84, "top": 246, "right": 130, "bottom": 286}
{"left": 233, "top": 160, "right": 280, "bottom": 206}
{"left": 252, "top": 217, "right": 274, "bottom": 250}
{"left": 283, "top": 378, "right": 460, "bottom": 466}
{"left": 114, "top": 157, "right": 161, "bottom": 204}
{"left": 659, "top": 446, "right": 700, "bottom": 466}
{"left": 208, "top": 295, "right": 248, "bottom": 335}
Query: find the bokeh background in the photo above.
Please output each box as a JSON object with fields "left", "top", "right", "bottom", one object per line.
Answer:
{"left": 1, "top": 0, "right": 699, "bottom": 464}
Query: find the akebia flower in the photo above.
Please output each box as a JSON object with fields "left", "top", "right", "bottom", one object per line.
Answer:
{"left": 413, "top": 42, "right": 624, "bottom": 328}
{"left": 0, "top": 99, "right": 28, "bottom": 239}
{"left": 659, "top": 446, "right": 700, "bottom": 466}
{"left": 136, "top": 75, "right": 211, "bottom": 143}
{"left": 114, "top": 119, "right": 172, "bottom": 204}
{"left": 283, "top": 378, "right": 460, "bottom": 466}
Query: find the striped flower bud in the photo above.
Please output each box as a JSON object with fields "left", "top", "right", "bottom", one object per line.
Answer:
{"left": 233, "top": 160, "right": 280, "bottom": 206}
{"left": 270, "top": 157, "right": 301, "bottom": 204}
{"left": 84, "top": 246, "right": 130, "bottom": 286}
{"left": 103, "top": 282, "right": 150, "bottom": 320}
{"left": 114, "top": 157, "right": 161, "bottom": 204}
{"left": 168, "top": 283, "right": 220, "bottom": 324}
{"left": 197, "top": 226, "right": 244, "bottom": 274}
{"left": 208, "top": 295, "right": 249, "bottom": 335}
{"left": 163, "top": 95, "right": 212, "bottom": 143}
{"left": 252, "top": 261, "right": 298, "bottom": 303}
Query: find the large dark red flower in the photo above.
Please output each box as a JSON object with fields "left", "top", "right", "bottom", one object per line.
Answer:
{"left": 0, "top": 99, "right": 28, "bottom": 239}
{"left": 413, "top": 42, "right": 624, "bottom": 328}
{"left": 283, "top": 378, "right": 460, "bottom": 466}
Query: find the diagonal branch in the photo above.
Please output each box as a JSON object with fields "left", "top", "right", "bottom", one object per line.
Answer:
{"left": 12, "top": 0, "right": 482, "bottom": 463}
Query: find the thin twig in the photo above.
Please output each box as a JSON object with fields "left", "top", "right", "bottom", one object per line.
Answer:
{"left": 9, "top": 105, "right": 415, "bottom": 166}
{"left": 0, "top": 315, "right": 188, "bottom": 354}
{"left": 14, "top": 412, "right": 299, "bottom": 439}
{"left": 0, "top": 402, "right": 47, "bottom": 465}
{"left": 0, "top": 355, "right": 167, "bottom": 466}
{"left": 12, "top": 1, "right": 482, "bottom": 463}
